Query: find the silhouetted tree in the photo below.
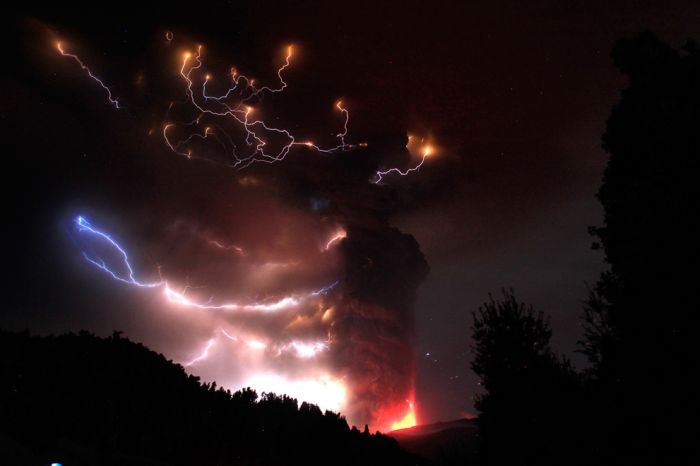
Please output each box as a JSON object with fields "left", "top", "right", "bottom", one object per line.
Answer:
{"left": 584, "top": 31, "right": 700, "bottom": 465}
{"left": 471, "top": 290, "right": 584, "bottom": 466}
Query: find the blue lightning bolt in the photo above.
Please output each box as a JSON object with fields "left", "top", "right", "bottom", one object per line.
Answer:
{"left": 311, "top": 281, "right": 339, "bottom": 296}
{"left": 75, "top": 216, "right": 161, "bottom": 288}
{"left": 73, "top": 215, "right": 337, "bottom": 311}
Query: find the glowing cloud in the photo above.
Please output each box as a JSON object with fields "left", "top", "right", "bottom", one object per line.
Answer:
{"left": 244, "top": 373, "right": 347, "bottom": 413}
{"left": 74, "top": 215, "right": 331, "bottom": 313}
{"left": 55, "top": 33, "right": 432, "bottom": 430}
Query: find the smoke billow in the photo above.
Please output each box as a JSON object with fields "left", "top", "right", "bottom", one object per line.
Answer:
{"left": 334, "top": 224, "right": 428, "bottom": 428}
{"left": 259, "top": 132, "right": 430, "bottom": 429}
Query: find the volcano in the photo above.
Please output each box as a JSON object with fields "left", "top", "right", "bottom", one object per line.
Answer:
{"left": 389, "top": 418, "right": 478, "bottom": 464}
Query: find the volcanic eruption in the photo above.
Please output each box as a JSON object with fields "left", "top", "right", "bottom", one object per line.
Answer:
{"left": 58, "top": 33, "right": 433, "bottom": 431}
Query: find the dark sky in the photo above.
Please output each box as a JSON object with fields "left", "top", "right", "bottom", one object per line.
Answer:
{"left": 3, "top": 1, "right": 700, "bottom": 425}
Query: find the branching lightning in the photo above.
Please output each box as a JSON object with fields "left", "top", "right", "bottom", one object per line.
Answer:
{"left": 74, "top": 215, "right": 335, "bottom": 313}
{"left": 53, "top": 32, "right": 435, "bottom": 430}
{"left": 163, "top": 45, "right": 360, "bottom": 169}
{"left": 76, "top": 216, "right": 161, "bottom": 287}
{"left": 53, "top": 37, "right": 439, "bottom": 185}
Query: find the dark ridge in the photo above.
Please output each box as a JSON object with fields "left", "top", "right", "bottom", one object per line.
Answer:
{"left": 390, "top": 419, "right": 478, "bottom": 465}
{"left": 0, "top": 329, "right": 420, "bottom": 466}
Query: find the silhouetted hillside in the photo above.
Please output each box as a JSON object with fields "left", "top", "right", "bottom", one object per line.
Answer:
{"left": 0, "top": 330, "right": 419, "bottom": 466}
{"left": 390, "top": 419, "right": 478, "bottom": 465}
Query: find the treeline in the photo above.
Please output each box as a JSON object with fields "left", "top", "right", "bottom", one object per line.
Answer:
{"left": 470, "top": 32, "right": 700, "bottom": 466}
{"left": 0, "top": 330, "right": 418, "bottom": 466}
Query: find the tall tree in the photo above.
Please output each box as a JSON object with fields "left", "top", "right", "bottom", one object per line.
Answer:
{"left": 471, "top": 290, "right": 582, "bottom": 466}
{"left": 585, "top": 32, "right": 700, "bottom": 464}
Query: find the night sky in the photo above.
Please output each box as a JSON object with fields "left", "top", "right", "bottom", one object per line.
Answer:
{"left": 4, "top": 1, "right": 700, "bottom": 427}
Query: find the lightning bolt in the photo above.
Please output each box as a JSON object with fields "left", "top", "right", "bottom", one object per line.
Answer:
{"left": 311, "top": 281, "right": 339, "bottom": 296}
{"left": 55, "top": 42, "right": 120, "bottom": 109}
{"left": 323, "top": 228, "right": 347, "bottom": 251}
{"left": 205, "top": 238, "right": 246, "bottom": 256}
{"left": 74, "top": 215, "right": 336, "bottom": 312}
{"left": 75, "top": 216, "right": 161, "bottom": 287}
{"left": 184, "top": 338, "right": 215, "bottom": 366}
{"left": 165, "top": 45, "right": 359, "bottom": 170}
{"left": 53, "top": 37, "right": 439, "bottom": 185}
{"left": 374, "top": 145, "right": 433, "bottom": 184}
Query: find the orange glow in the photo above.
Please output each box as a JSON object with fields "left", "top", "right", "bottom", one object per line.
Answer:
{"left": 390, "top": 401, "right": 417, "bottom": 431}
{"left": 321, "top": 306, "right": 334, "bottom": 322}
{"left": 324, "top": 228, "right": 347, "bottom": 251}
{"left": 405, "top": 133, "right": 437, "bottom": 158}
{"left": 246, "top": 339, "right": 267, "bottom": 350}
{"left": 244, "top": 373, "right": 347, "bottom": 413}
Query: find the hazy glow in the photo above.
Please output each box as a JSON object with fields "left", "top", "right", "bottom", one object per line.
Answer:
{"left": 281, "top": 341, "right": 329, "bottom": 358}
{"left": 74, "top": 215, "right": 331, "bottom": 314}
{"left": 245, "top": 373, "right": 347, "bottom": 413}
{"left": 55, "top": 33, "right": 431, "bottom": 430}
{"left": 390, "top": 400, "right": 417, "bottom": 430}
{"left": 164, "top": 285, "right": 301, "bottom": 312}
{"left": 324, "top": 228, "right": 347, "bottom": 251}
{"left": 245, "top": 339, "right": 268, "bottom": 350}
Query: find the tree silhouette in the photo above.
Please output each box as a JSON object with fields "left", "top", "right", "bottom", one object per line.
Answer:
{"left": 584, "top": 31, "right": 700, "bottom": 465}
{"left": 471, "top": 290, "right": 584, "bottom": 466}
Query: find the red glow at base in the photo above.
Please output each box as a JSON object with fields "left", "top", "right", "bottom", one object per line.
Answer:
{"left": 390, "top": 400, "right": 417, "bottom": 431}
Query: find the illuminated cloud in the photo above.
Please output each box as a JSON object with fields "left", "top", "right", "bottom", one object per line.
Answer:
{"left": 59, "top": 34, "right": 432, "bottom": 432}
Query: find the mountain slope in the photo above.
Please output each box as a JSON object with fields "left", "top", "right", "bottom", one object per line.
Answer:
{"left": 390, "top": 418, "right": 478, "bottom": 465}
{"left": 0, "top": 329, "right": 418, "bottom": 466}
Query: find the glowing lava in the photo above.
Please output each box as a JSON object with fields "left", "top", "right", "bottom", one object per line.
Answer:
{"left": 390, "top": 400, "right": 417, "bottom": 431}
